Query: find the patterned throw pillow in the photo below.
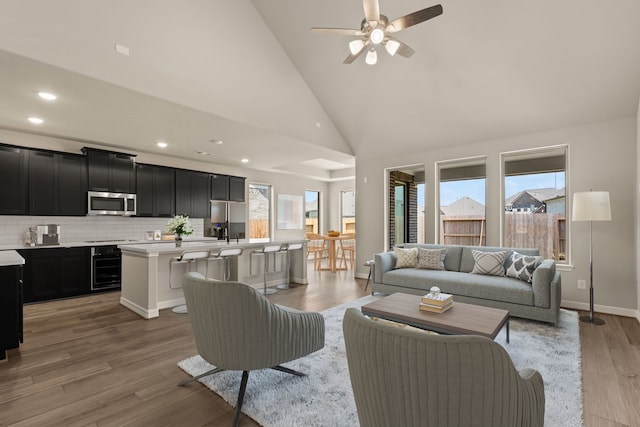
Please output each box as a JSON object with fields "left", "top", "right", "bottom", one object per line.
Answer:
{"left": 394, "top": 247, "right": 418, "bottom": 268}
{"left": 505, "top": 251, "right": 542, "bottom": 283}
{"left": 417, "top": 248, "right": 446, "bottom": 270}
{"left": 471, "top": 250, "right": 507, "bottom": 276}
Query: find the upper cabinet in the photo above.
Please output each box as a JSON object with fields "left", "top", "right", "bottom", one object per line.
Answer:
{"left": 136, "top": 164, "right": 175, "bottom": 217}
{"left": 211, "top": 174, "right": 245, "bottom": 202}
{"left": 175, "top": 169, "right": 211, "bottom": 218}
{"left": 83, "top": 147, "right": 136, "bottom": 193}
{"left": 0, "top": 145, "right": 27, "bottom": 215}
{"left": 28, "top": 150, "right": 87, "bottom": 216}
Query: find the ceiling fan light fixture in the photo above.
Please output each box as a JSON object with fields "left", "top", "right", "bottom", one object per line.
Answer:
{"left": 384, "top": 39, "right": 400, "bottom": 56}
{"left": 370, "top": 27, "right": 385, "bottom": 44}
{"left": 365, "top": 47, "right": 377, "bottom": 65}
{"left": 349, "top": 39, "right": 365, "bottom": 55}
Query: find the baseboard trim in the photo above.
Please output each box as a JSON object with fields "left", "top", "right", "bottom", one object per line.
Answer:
{"left": 120, "top": 297, "right": 159, "bottom": 319}
{"left": 158, "top": 297, "right": 185, "bottom": 311}
{"left": 561, "top": 299, "right": 639, "bottom": 319}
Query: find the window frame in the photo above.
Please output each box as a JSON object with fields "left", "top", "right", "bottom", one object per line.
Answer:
{"left": 436, "top": 156, "right": 487, "bottom": 246}
{"left": 500, "top": 145, "right": 570, "bottom": 265}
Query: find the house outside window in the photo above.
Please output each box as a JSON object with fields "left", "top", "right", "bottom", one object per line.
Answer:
{"left": 502, "top": 146, "right": 567, "bottom": 261}
{"left": 249, "top": 183, "right": 271, "bottom": 241}
{"left": 305, "top": 190, "right": 320, "bottom": 234}
{"left": 437, "top": 158, "right": 487, "bottom": 246}
{"left": 340, "top": 190, "right": 356, "bottom": 234}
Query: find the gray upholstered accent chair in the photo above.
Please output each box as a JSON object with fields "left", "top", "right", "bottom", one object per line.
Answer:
{"left": 342, "top": 308, "right": 545, "bottom": 427}
{"left": 179, "top": 272, "right": 325, "bottom": 427}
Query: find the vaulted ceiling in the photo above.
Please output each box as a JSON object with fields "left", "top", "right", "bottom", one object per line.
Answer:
{"left": 1, "top": 0, "right": 639, "bottom": 181}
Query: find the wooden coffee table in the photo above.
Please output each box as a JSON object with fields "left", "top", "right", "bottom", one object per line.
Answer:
{"left": 361, "top": 292, "right": 510, "bottom": 343}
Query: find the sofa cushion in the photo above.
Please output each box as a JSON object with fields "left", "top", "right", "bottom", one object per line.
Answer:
{"left": 381, "top": 269, "right": 534, "bottom": 306}
{"left": 460, "top": 246, "right": 540, "bottom": 273}
{"left": 394, "top": 247, "right": 417, "bottom": 268}
{"left": 505, "top": 251, "right": 542, "bottom": 283}
{"left": 471, "top": 250, "right": 507, "bottom": 276}
{"left": 403, "top": 244, "right": 463, "bottom": 271}
{"left": 417, "top": 248, "right": 446, "bottom": 270}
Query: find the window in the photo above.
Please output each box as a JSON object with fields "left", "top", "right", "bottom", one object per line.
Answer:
{"left": 438, "top": 158, "right": 487, "bottom": 246}
{"left": 248, "top": 183, "right": 271, "bottom": 241}
{"left": 387, "top": 166, "right": 424, "bottom": 248}
{"left": 340, "top": 190, "right": 355, "bottom": 234}
{"left": 305, "top": 190, "right": 320, "bottom": 233}
{"left": 502, "top": 146, "right": 567, "bottom": 261}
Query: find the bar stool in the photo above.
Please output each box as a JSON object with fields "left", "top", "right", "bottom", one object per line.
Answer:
{"left": 169, "top": 250, "right": 210, "bottom": 314}
{"left": 276, "top": 242, "right": 303, "bottom": 290}
{"left": 208, "top": 247, "right": 243, "bottom": 281}
{"left": 250, "top": 244, "right": 282, "bottom": 295}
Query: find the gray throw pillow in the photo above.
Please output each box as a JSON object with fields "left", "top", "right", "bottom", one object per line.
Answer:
{"left": 505, "top": 251, "right": 542, "bottom": 283}
{"left": 417, "top": 248, "right": 446, "bottom": 270}
{"left": 471, "top": 250, "right": 507, "bottom": 276}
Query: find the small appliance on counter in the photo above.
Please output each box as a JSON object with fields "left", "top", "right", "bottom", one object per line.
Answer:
{"left": 33, "top": 224, "right": 60, "bottom": 246}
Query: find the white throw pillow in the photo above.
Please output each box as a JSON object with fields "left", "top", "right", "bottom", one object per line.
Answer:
{"left": 394, "top": 247, "right": 418, "bottom": 268}
{"left": 471, "top": 250, "right": 507, "bottom": 276}
{"left": 505, "top": 251, "right": 542, "bottom": 283}
{"left": 417, "top": 248, "right": 446, "bottom": 270}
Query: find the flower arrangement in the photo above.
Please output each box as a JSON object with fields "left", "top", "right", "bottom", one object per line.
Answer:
{"left": 166, "top": 214, "right": 194, "bottom": 237}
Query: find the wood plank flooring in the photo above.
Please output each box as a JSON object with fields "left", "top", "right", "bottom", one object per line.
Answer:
{"left": 1, "top": 266, "right": 639, "bottom": 426}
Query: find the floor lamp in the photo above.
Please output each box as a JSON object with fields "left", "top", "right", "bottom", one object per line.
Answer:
{"left": 571, "top": 190, "right": 611, "bottom": 325}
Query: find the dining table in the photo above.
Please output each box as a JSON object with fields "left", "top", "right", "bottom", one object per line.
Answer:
{"left": 319, "top": 234, "right": 353, "bottom": 272}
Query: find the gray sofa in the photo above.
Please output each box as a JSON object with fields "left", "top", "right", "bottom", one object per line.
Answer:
{"left": 373, "top": 244, "right": 561, "bottom": 324}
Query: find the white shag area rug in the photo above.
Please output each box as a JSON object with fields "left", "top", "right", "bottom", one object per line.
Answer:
{"left": 178, "top": 296, "right": 583, "bottom": 426}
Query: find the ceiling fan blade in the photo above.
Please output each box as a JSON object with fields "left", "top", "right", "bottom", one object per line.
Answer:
{"left": 362, "top": 0, "right": 380, "bottom": 23}
{"left": 311, "top": 27, "right": 364, "bottom": 36}
{"left": 387, "top": 4, "right": 443, "bottom": 33}
{"left": 385, "top": 36, "right": 415, "bottom": 58}
{"left": 343, "top": 45, "right": 368, "bottom": 64}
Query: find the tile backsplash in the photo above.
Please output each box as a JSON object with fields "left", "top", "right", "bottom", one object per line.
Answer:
{"left": 0, "top": 216, "right": 205, "bottom": 246}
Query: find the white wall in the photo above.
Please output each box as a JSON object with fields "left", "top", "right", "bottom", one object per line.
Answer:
{"left": 356, "top": 118, "right": 637, "bottom": 315}
{"left": 637, "top": 98, "right": 640, "bottom": 321}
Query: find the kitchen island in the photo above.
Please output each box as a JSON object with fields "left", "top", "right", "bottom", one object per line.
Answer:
{"left": 119, "top": 239, "right": 307, "bottom": 319}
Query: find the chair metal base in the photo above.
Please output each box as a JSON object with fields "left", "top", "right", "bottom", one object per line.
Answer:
{"left": 276, "top": 283, "right": 290, "bottom": 290}
{"left": 178, "top": 364, "right": 305, "bottom": 427}
{"left": 258, "top": 288, "right": 278, "bottom": 295}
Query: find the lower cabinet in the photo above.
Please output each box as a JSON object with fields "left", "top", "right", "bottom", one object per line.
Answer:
{"left": 0, "top": 264, "right": 23, "bottom": 360}
{"left": 19, "top": 247, "right": 91, "bottom": 303}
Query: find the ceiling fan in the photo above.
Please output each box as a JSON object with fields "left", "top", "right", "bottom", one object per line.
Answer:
{"left": 311, "top": 0, "right": 443, "bottom": 65}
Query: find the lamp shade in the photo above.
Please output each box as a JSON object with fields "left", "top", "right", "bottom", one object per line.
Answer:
{"left": 572, "top": 191, "right": 611, "bottom": 222}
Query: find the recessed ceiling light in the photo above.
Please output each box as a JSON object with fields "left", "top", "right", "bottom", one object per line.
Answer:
{"left": 38, "top": 92, "right": 57, "bottom": 101}
{"left": 157, "top": 141, "right": 167, "bottom": 148}
{"left": 28, "top": 117, "right": 44, "bottom": 124}
{"left": 241, "top": 158, "right": 249, "bottom": 163}
{"left": 210, "top": 139, "right": 224, "bottom": 145}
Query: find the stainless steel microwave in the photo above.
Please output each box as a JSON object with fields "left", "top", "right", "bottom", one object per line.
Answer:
{"left": 87, "top": 191, "right": 136, "bottom": 216}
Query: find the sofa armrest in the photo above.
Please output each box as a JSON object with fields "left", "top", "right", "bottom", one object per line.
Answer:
{"left": 374, "top": 252, "right": 395, "bottom": 283}
{"left": 531, "top": 259, "right": 556, "bottom": 307}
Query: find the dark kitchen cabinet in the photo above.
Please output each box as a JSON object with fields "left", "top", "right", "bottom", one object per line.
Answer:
{"left": 28, "top": 150, "right": 87, "bottom": 216}
{"left": 229, "top": 176, "right": 246, "bottom": 202}
{"left": 84, "top": 148, "right": 136, "bottom": 193}
{"left": 20, "top": 247, "right": 90, "bottom": 303}
{"left": 175, "top": 169, "right": 211, "bottom": 218}
{"left": 0, "top": 263, "right": 23, "bottom": 361}
{"left": 211, "top": 174, "right": 245, "bottom": 202}
{"left": 136, "top": 163, "right": 175, "bottom": 217}
{"left": 0, "top": 144, "right": 28, "bottom": 215}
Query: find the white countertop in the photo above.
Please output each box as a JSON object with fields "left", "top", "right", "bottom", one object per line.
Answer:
{"left": 0, "top": 237, "right": 225, "bottom": 251}
{"left": 119, "top": 239, "right": 306, "bottom": 255}
{"left": 0, "top": 250, "right": 25, "bottom": 266}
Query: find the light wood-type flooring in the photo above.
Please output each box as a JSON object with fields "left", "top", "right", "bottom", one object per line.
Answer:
{"left": 1, "top": 264, "right": 639, "bottom": 426}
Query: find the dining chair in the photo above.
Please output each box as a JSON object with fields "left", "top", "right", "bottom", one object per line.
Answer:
{"left": 338, "top": 233, "right": 356, "bottom": 270}
{"left": 305, "top": 232, "right": 327, "bottom": 270}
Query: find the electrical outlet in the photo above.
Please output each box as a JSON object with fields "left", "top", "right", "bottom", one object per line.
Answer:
{"left": 577, "top": 279, "right": 586, "bottom": 289}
